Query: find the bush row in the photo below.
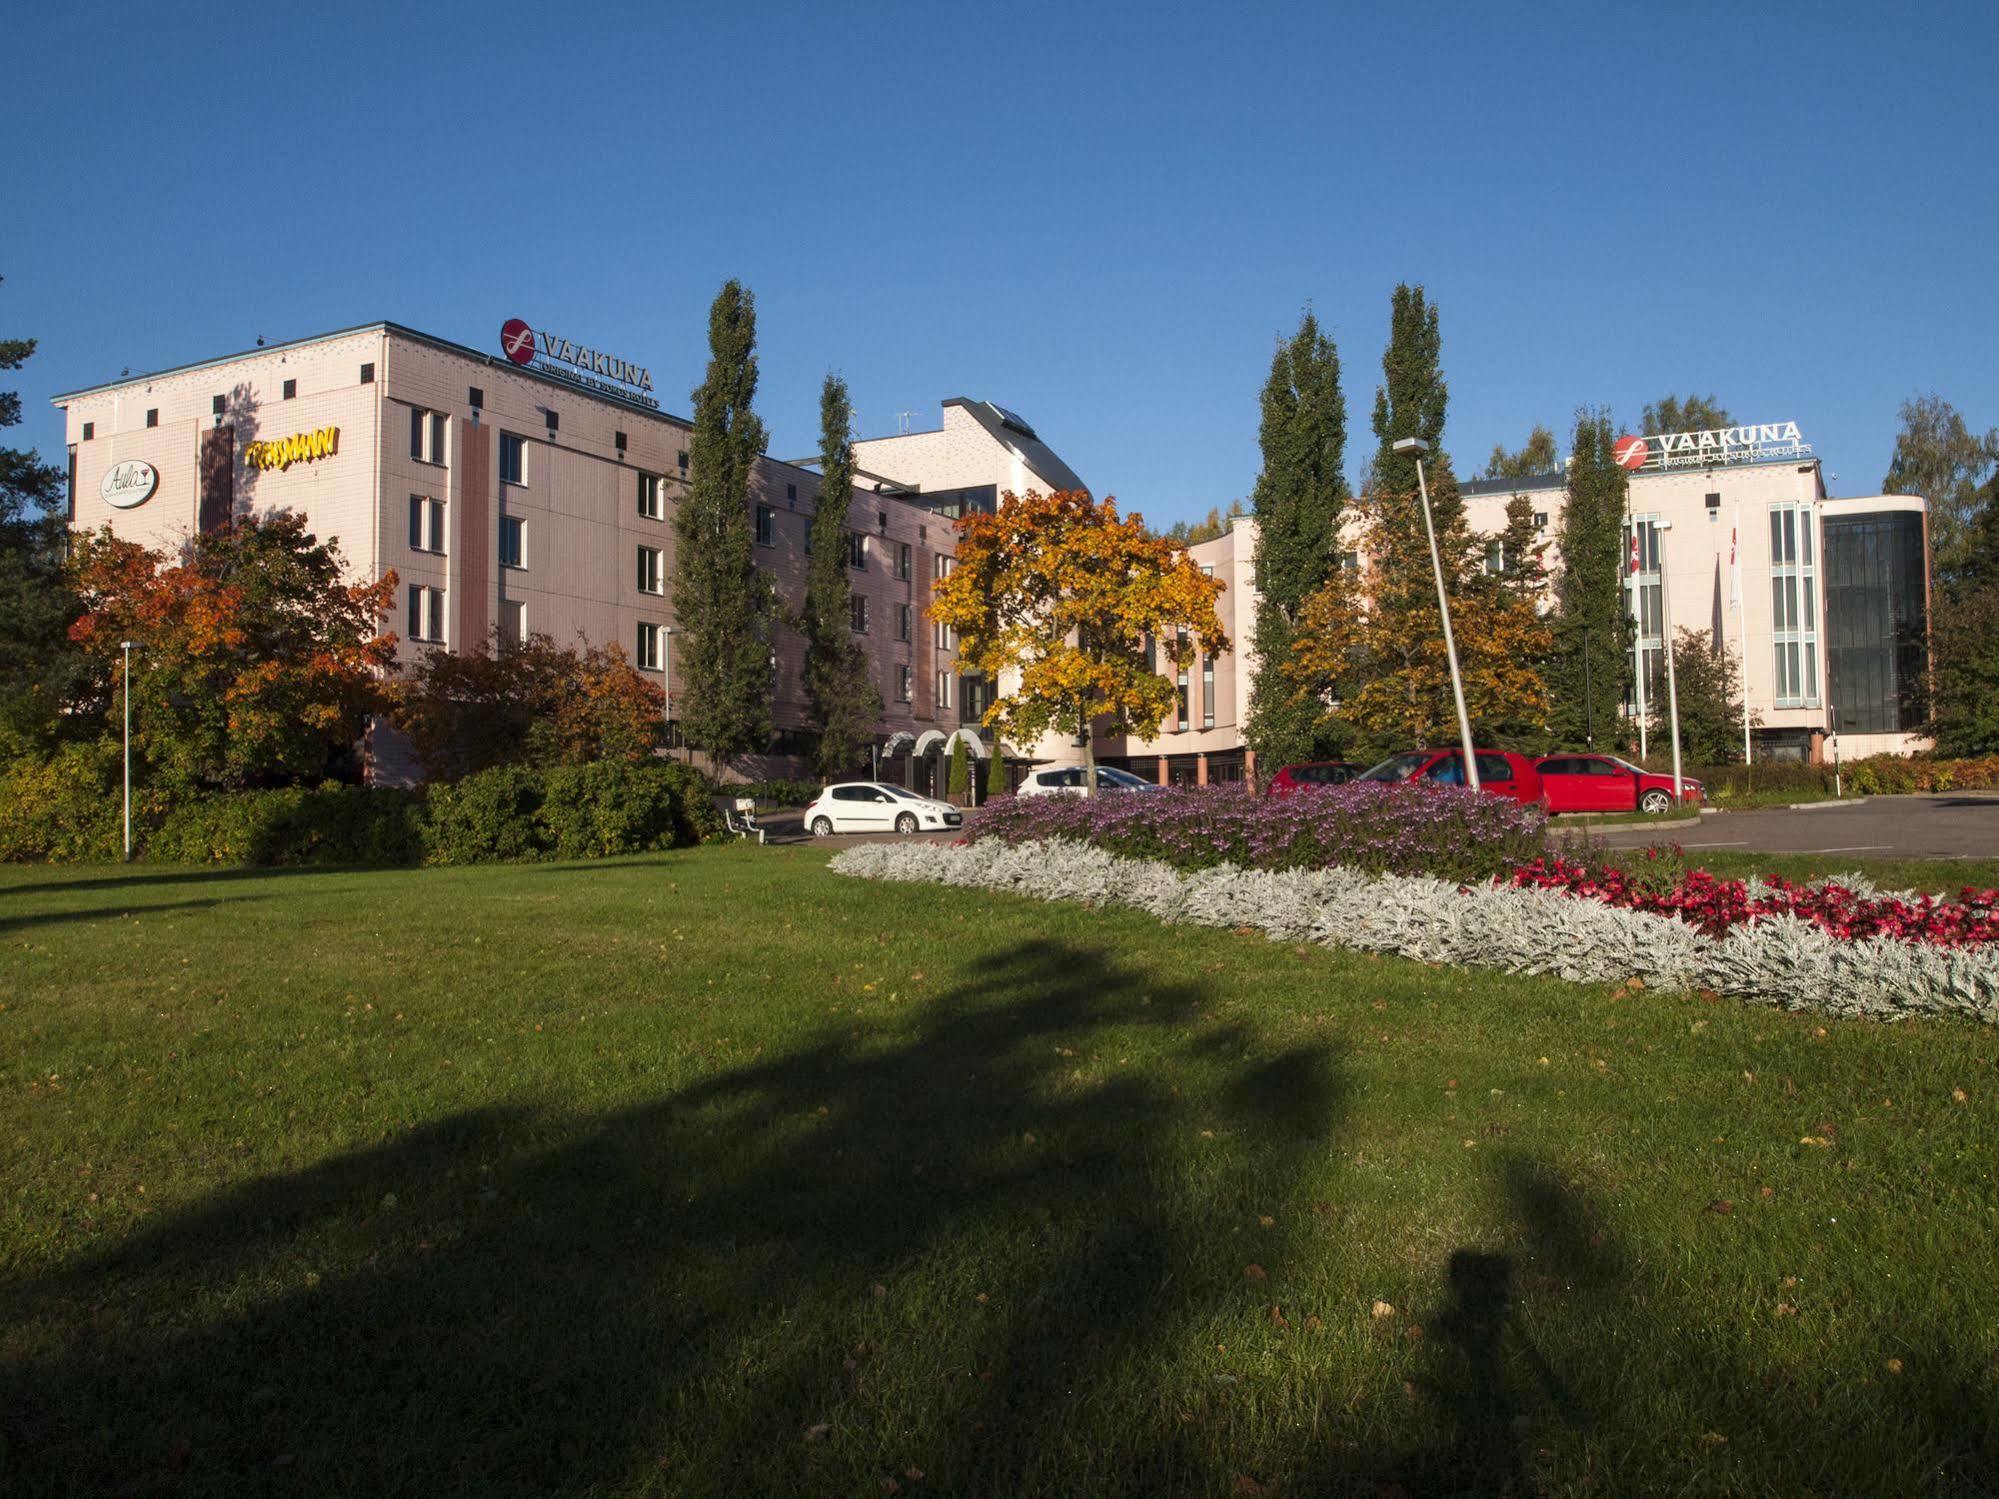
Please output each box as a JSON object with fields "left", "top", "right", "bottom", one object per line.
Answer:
{"left": 1692, "top": 754, "right": 1999, "bottom": 802}
{"left": 971, "top": 782, "right": 1545, "bottom": 883}
{"left": 0, "top": 756, "right": 721, "bottom": 866}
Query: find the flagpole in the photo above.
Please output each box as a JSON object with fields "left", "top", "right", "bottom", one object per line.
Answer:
{"left": 1629, "top": 525, "right": 1647, "bottom": 760}
{"left": 1734, "top": 503, "right": 1751, "bottom": 764}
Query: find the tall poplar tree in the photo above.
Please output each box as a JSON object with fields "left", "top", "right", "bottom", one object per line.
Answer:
{"left": 1549, "top": 408, "right": 1629, "bottom": 748}
{"left": 1368, "top": 283, "right": 1455, "bottom": 523}
{"left": 673, "top": 280, "right": 776, "bottom": 767}
{"left": 801, "top": 373, "right": 881, "bottom": 776}
{"left": 1243, "top": 310, "right": 1347, "bottom": 770}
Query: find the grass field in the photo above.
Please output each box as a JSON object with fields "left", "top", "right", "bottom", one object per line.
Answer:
{"left": 2, "top": 846, "right": 1995, "bottom": 1496}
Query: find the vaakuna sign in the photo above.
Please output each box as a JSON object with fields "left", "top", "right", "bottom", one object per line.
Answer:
{"left": 1617, "top": 422, "right": 1813, "bottom": 472}
{"left": 499, "top": 317, "right": 658, "bottom": 409}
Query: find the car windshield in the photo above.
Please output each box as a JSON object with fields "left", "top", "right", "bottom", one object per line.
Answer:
{"left": 1358, "top": 752, "right": 1431, "bottom": 782}
{"left": 1096, "top": 767, "right": 1149, "bottom": 788}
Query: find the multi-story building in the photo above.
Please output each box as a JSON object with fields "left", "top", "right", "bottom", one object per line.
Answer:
{"left": 53, "top": 321, "right": 1089, "bottom": 787}
{"left": 1462, "top": 422, "right": 1931, "bottom": 761}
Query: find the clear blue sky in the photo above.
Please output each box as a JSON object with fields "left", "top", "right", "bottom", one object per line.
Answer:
{"left": 7, "top": 1, "right": 1994, "bottom": 526}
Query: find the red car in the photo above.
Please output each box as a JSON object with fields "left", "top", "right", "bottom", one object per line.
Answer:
{"left": 1267, "top": 761, "right": 1364, "bottom": 796}
{"left": 1356, "top": 749, "right": 1546, "bottom": 806}
{"left": 1535, "top": 754, "right": 1704, "bottom": 815}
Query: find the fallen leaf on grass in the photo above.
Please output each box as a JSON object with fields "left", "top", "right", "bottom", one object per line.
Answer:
{"left": 1304, "top": 1314, "right": 1323, "bottom": 1333}
{"left": 1236, "top": 1476, "right": 1271, "bottom": 1495}
{"left": 1705, "top": 1200, "right": 1734, "bottom": 1215}
{"left": 1775, "top": 1303, "right": 1797, "bottom": 1318}
{"left": 1886, "top": 1358, "right": 1904, "bottom": 1375}
{"left": 804, "top": 1424, "right": 831, "bottom": 1443}
{"left": 1244, "top": 1264, "right": 1267, "bottom": 1281}
{"left": 1701, "top": 1432, "right": 1728, "bottom": 1447}
{"left": 1258, "top": 1215, "right": 1275, "bottom": 1228}
{"left": 1371, "top": 1300, "right": 1395, "bottom": 1319}
{"left": 1799, "top": 1136, "right": 1833, "bottom": 1148}
{"left": 1269, "top": 1305, "right": 1288, "bottom": 1328}
{"left": 1953, "top": 1087, "right": 1968, "bottom": 1104}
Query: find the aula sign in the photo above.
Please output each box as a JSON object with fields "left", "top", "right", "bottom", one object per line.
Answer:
{"left": 100, "top": 459, "right": 159, "bottom": 509}
{"left": 1620, "top": 422, "right": 1813, "bottom": 471}
{"left": 499, "top": 317, "right": 657, "bottom": 409}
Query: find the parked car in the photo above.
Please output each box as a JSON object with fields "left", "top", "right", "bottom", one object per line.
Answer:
{"left": 1267, "top": 761, "right": 1364, "bottom": 795}
{"left": 802, "top": 782, "right": 965, "bottom": 836}
{"left": 1535, "top": 754, "right": 1704, "bottom": 815}
{"left": 1018, "top": 765, "right": 1163, "bottom": 797}
{"left": 1355, "top": 749, "right": 1546, "bottom": 806}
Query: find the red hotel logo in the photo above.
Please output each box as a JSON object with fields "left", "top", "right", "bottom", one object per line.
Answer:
{"left": 500, "top": 318, "right": 536, "bottom": 366}
{"left": 1612, "top": 435, "right": 1649, "bottom": 470}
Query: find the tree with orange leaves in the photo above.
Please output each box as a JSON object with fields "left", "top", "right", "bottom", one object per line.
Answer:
{"left": 67, "top": 513, "right": 398, "bottom": 791}
{"left": 930, "top": 489, "right": 1228, "bottom": 795}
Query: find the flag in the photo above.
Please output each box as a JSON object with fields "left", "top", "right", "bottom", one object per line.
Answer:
{"left": 1729, "top": 519, "right": 1741, "bottom": 610}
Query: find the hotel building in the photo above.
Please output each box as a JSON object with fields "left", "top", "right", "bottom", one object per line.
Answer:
{"left": 54, "top": 320, "right": 1087, "bottom": 787}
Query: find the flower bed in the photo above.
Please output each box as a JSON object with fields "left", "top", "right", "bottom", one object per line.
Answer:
{"left": 972, "top": 782, "right": 1544, "bottom": 882}
{"left": 829, "top": 839, "right": 1999, "bottom": 1026}
{"left": 1512, "top": 851, "right": 1999, "bottom": 950}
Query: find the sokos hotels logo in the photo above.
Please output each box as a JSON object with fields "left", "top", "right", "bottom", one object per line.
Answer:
{"left": 1612, "top": 435, "right": 1648, "bottom": 470}
{"left": 500, "top": 318, "right": 536, "bottom": 366}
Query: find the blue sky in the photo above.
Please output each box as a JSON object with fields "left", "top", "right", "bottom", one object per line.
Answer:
{"left": 6, "top": 1, "right": 1995, "bottom": 525}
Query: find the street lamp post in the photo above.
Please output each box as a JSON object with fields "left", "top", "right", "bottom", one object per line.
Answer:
{"left": 120, "top": 640, "right": 136, "bottom": 860}
{"left": 1582, "top": 619, "right": 1593, "bottom": 747}
{"left": 661, "top": 625, "right": 678, "bottom": 760}
{"left": 1654, "top": 520, "right": 1685, "bottom": 804}
{"left": 1394, "top": 437, "right": 1480, "bottom": 792}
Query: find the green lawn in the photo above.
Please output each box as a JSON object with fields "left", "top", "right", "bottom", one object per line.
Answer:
{"left": 2, "top": 847, "right": 1995, "bottom": 1497}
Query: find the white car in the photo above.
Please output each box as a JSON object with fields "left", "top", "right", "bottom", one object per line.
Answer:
{"left": 802, "top": 782, "right": 965, "bottom": 836}
{"left": 1017, "top": 765, "right": 1162, "bottom": 797}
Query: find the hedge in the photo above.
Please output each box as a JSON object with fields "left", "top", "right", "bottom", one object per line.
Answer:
{"left": 1695, "top": 754, "right": 1999, "bottom": 804}
{"left": 0, "top": 756, "right": 720, "bottom": 866}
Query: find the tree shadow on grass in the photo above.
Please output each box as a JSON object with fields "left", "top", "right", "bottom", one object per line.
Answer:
{"left": 0, "top": 894, "right": 269, "bottom": 937}
{"left": 1, "top": 938, "right": 1349, "bottom": 1497}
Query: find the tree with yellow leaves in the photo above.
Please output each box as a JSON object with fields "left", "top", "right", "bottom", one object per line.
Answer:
{"left": 930, "top": 490, "right": 1228, "bottom": 795}
{"left": 1285, "top": 487, "right": 1550, "bottom": 752}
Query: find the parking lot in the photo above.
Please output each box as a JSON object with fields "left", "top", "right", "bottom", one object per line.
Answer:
{"left": 1587, "top": 794, "right": 1999, "bottom": 860}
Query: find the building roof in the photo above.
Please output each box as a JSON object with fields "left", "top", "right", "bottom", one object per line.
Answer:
{"left": 1460, "top": 470, "right": 1568, "bottom": 498}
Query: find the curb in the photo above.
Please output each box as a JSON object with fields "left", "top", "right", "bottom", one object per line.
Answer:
{"left": 1787, "top": 798, "right": 1870, "bottom": 812}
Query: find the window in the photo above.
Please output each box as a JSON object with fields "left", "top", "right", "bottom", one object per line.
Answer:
{"left": 935, "top": 619, "right": 955, "bottom": 652}
{"left": 499, "top": 514, "right": 525, "bottom": 569}
{"left": 1202, "top": 654, "right": 1216, "bottom": 729}
{"left": 1202, "top": 564, "right": 1215, "bottom": 578}
{"left": 637, "top": 471, "right": 664, "bottom": 520}
{"left": 614, "top": 430, "right": 626, "bottom": 452}
{"left": 212, "top": 394, "right": 226, "bottom": 415}
{"left": 1475, "top": 753, "right": 1514, "bottom": 783}
{"left": 1175, "top": 628, "right": 1190, "bottom": 730}
{"left": 81, "top": 422, "right": 93, "bottom": 440}
{"left": 410, "top": 407, "right": 447, "bottom": 464}
{"left": 935, "top": 670, "right": 952, "bottom": 711}
{"left": 1625, "top": 516, "right": 1667, "bottom": 714}
{"left": 470, "top": 386, "right": 484, "bottom": 410}
{"left": 676, "top": 449, "right": 689, "bottom": 475}
{"left": 408, "top": 495, "right": 445, "bottom": 553}
{"left": 499, "top": 432, "right": 525, "bottom": 485}
{"left": 636, "top": 545, "right": 664, "bottom": 595}
{"left": 282, "top": 379, "right": 297, "bottom": 400}
{"left": 1484, "top": 540, "right": 1506, "bottom": 575}
{"left": 1769, "top": 502, "right": 1820, "bottom": 708}
{"left": 896, "top": 666, "right": 913, "bottom": 702}
{"left": 849, "top": 594, "right": 870, "bottom": 633}
{"left": 499, "top": 598, "right": 526, "bottom": 645}
{"left": 755, "top": 505, "right": 774, "bottom": 546}
{"left": 897, "top": 603, "right": 912, "bottom": 641}
{"left": 786, "top": 482, "right": 798, "bottom": 507}
{"left": 544, "top": 410, "right": 558, "bottom": 433}
{"left": 1339, "top": 549, "right": 1361, "bottom": 573}
{"left": 360, "top": 362, "right": 375, "bottom": 384}
{"left": 848, "top": 531, "right": 867, "bottom": 570}
{"left": 145, "top": 408, "right": 158, "bottom": 428}
{"left": 407, "top": 584, "right": 444, "bottom": 643}
{"left": 636, "top": 621, "right": 664, "bottom": 671}
{"left": 934, "top": 554, "right": 955, "bottom": 580}
{"left": 897, "top": 542, "right": 912, "bottom": 580}
{"left": 1533, "top": 511, "right": 1549, "bottom": 531}
{"left": 878, "top": 510, "right": 889, "bottom": 534}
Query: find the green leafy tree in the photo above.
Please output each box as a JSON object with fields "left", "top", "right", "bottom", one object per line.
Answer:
{"left": 0, "top": 282, "right": 87, "bottom": 757}
{"left": 1882, "top": 393, "right": 1998, "bottom": 579}
{"left": 1548, "top": 408, "right": 1630, "bottom": 749}
{"left": 1492, "top": 495, "right": 1550, "bottom": 608}
{"left": 673, "top": 281, "right": 777, "bottom": 768}
{"left": 1162, "top": 499, "right": 1248, "bottom": 546}
{"left": 985, "top": 737, "right": 1008, "bottom": 798}
{"left": 1930, "top": 474, "right": 1999, "bottom": 754}
{"left": 1368, "top": 283, "right": 1454, "bottom": 521}
{"left": 946, "top": 734, "right": 970, "bottom": 799}
{"left": 1481, "top": 424, "right": 1558, "bottom": 480}
{"left": 1243, "top": 311, "right": 1348, "bottom": 771}
{"left": 1667, "top": 626, "right": 1754, "bottom": 764}
{"left": 1641, "top": 394, "right": 1731, "bottom": 436}
{"left": 800, "top": 373, "right": 881, "bottom": 776}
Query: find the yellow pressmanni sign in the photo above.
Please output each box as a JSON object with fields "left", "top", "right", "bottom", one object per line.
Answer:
{"left": 244, "top": 425, "right": 339, "bottom": 471}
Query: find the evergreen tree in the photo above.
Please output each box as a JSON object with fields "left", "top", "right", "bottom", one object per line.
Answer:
{"left": 985, "top": 737, "right": 1008, "bottom": 798}
{"left": 0, "top": 281, "right": 86, "bottom": 757}
{"left": 1243, "top": 311, "right": 1347, "bottom": 771}
{"left": 673, "top": 281, "right": 777, "bottom": 768}
{"left": 1667, "top": 626, "right": 1753, "bottom": 764}
{"left": 1368, "top": 283, "right": 1454, "bottom": 522}
{"left": 1481, "top": 425, "right": 1558, "bottom": 480}
{"left": 1930, "top": 473, "right": 1999, "bottom": 754}
{"left": 1493, "top": 495, "right": 1550, "bottom": 608}
{"left": 800, "top": 373, "right": 881, "bottom": 776}
{"left": 1548, "top": 409, "right": 1630, "bottom": 749}
{"left": 946, "top": 734, "right": 970, "bottom": 799}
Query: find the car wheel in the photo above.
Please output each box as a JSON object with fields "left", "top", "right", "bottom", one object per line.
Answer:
{"left": 1640, "top": 790, "right": 1672, "bottom": 815}
{"left": 895, "top": 812, "right": 918, "bottom": 834}
{"left": 810, "top": 816, "right": 834, "bottom": 837}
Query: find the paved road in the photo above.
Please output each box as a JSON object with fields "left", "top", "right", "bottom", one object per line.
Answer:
{"left": 1585, "top": 794, "right": 1999, "bottom": 860}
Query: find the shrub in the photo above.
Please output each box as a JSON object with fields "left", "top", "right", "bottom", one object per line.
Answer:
{"left": 540, "top": 761, "right": 718, "bottom": 859}
{"left": 728, "top": 777, "right": 823, "bottom": 808}
{"left": 0, "top": 744, "right": 132, "bottom": 862}
{"left": 970, "top": 782, "right": 1545, "bottom": 883}
{"left": 422, "top": 764, "right": 552, "bottom": 864}
{"left": 147, "top": 784, "right": 426, "bottom": 866}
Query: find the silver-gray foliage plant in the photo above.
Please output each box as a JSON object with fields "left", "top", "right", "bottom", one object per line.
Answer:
{"left": 829, "top": 839, "right": 1999, "bottom": 1026}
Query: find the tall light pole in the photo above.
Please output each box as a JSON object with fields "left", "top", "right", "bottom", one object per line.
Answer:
{"left": 661, "top": 624, "right": 678, "bottom": 760}
{"left": 1654, "top": 520, "right": 1685, "bottom": 803}
{"left": 120, "top": 641, "right": 137, "bottom": 860}
{"left": 1394, "top": 437, "right": 1480, "bottom": 791}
